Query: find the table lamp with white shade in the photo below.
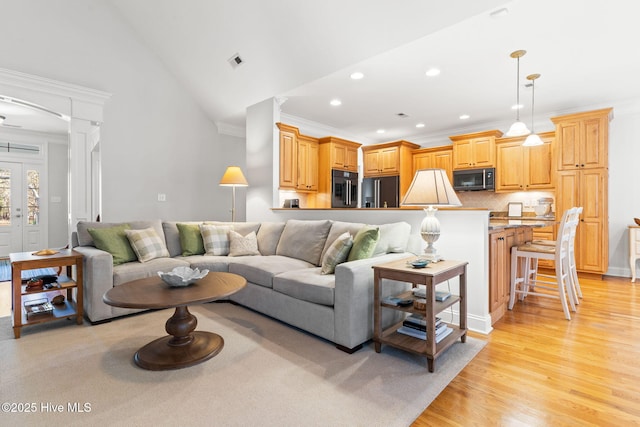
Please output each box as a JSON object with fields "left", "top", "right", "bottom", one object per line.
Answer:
{"left": 219, "top": 166, "right": 248, "bottom": 222}
{"left": 400, "top": 169, "right": 462, "bottom": 262}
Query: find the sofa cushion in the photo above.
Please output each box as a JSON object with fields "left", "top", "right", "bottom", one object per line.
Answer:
{"left": 124, "top": 227, "right": 170, "bottom": 263}
{"left": 113, "top": 257, "right": 189, "bottom": 286}
{"left": 256, "top": 222, "right": 286, "bottom": 255}
{"left": 320, "top": 232, "right": 353, "bottom": 275}
{"left": 228, "top": 255, "right": 314, "bottom": 288}
{"left": 229, "top": 230, "right": 260, "bottom": 257}
{"left": 273, "top": 268, "right": 336, "bottom": 306}
{"left": 183, "top": 255, "right": 234, "bottom": 273}
{"left": 372, "top": 222, "right": 411, "bottom": 256}
{"left": 276, "top": 219, "right": 332, "bottom": 265}
{"left": 177, "top": 223, "right": 205, "bottom": 256}
{"left": 200, "top": 224, "right": 232, "bottom": 256}
{"left": 205, "top": 221, "right": 261, "bottom": 237}
{"left": 88, "top": 224, "right": 137, "bottom": 266}
{"left": 347, "top": 225, "right": 380, "bottom": 261}
{"left": 78, "top": 220, "right": 164, "bottom": 248}
{"left": 319, "top": 221, "right": 364, "bottom": 261}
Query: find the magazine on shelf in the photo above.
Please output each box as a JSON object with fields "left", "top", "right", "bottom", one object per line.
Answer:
{"left": 411, "top": 287, "right": 452, "bottom": 301}
{"left": 397, "top": 325, "right": 454, "bottom": 343}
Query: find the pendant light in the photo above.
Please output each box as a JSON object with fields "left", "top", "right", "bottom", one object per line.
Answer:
{"left": 505, "top": 50, "right": 531, "bottom": 137}
{"left": 523, "top": 73, "right": 543, "bottom": 146}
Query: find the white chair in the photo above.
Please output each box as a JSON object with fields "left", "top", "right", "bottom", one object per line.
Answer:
{"left": 508, "top": 207, "right": 578, "bottom": 320}
{"left": 532, "top": 207, "right": 583, "bottom": 303}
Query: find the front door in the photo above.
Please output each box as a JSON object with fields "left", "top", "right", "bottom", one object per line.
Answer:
{"left": 0, "top": 161, "right": 46, "bottom": 256}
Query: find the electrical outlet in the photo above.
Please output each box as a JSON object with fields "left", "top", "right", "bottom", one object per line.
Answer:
{"left": 157, "top": 193, "right": 166, "bottom": 202}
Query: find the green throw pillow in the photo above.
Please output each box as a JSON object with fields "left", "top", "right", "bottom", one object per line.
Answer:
{"left": 347, "top": 226, "right": 380, "bottom": 261}
{"left": 177, "top": 223, "right": 205, "bottom": 256}
{"left": 88, "top": 224, "right": 137, "bottom": 265}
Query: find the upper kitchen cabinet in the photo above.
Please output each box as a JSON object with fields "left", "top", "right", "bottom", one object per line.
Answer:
{"left": 495, "top": 131, "right": 555, "bottom": 191}
{"left": 362, "top": 140, "right": 420, "bottom": 177}
{"left": 450, "top": 130, "right": 503, "bottom": 170}
{"left": 412, "top": 145, "right": 454, "bottom": 183}
{"left": 276, "top": 123, "right": 318, "bottom": 193}
{"left": 551, "top": 108, "right": 612, "bottom": 171}
{"left": 318, "top": 136, "right": 360, "bottom": 173}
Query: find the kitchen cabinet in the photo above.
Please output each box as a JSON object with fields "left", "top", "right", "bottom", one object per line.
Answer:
{"left": 489, "top": 226, "right": 532, "bottom": 324}
{"left": 556, "top": 168, "right": 608, "bottom": 274}
{"left": 296, "top": 134, "right": 318, "bottom": 192}
{"left": 495, "top": 132, "right": 554, "bottom": 191}
{"left": 412, "top": 146, "right": 454, "bottom": 183}
{"left": 552, "top": 108, "right": 611, "bottom": 171}
{"left": 362, "top": 140, "right": 420, "bottom": 203}
{"left": 318, "top": 136, "right": 360, "bottom": 172}
{"left": 276, "top": 123, "right": 318, "bottom": 193}
{"left": 552, "top": 108, "right": 611, "bottom": 275}
{"left": 450, "top": 130, "right": 502, "bottom": 170}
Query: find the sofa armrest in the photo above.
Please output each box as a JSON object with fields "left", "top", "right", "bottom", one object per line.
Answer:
{"left": 333, "top": 252, "right": 412, "bottom": 349}
{"left": 73, "top": 246, "right": 114, "bottom": 323}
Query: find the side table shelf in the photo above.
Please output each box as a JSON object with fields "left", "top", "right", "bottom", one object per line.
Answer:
{"left": 10, "top": 249, "right": 84, "bottom": 338}
{"left": 373, "top": 259, "right": 468, "bottom": 372}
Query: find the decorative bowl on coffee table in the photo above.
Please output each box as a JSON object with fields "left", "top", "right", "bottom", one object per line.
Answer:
{"left": 158, "top": 267, "right": 209, "bottom": 287}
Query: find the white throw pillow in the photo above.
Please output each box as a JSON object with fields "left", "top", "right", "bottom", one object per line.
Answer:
{"left": 229, "top": 230, "right": 260, "bottom": 257}
{"left": 200, "top": 224, "right": 232, "bottom": 256}
{"left": 321, "top": 232, "right": 354, "bottom": 275}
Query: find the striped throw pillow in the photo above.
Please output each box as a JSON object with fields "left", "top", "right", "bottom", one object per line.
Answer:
{"left": 321, "top": 232, "right": 354, "bottom": 275}
{"left": 124, "top": 227, "right": 169, "bottom": 263}
{"left": 200, "top": 224, "right": 232, "bottom": 256}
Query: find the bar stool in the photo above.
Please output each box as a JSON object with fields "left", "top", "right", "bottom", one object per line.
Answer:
{"left": 532, "top": 207, "right": 583, "bottom": 303}
{"left": 508, "top": 207, "right": 578, "bottom": 320}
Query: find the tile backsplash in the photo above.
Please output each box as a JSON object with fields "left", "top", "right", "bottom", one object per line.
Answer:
{"left": 457, "top": 190, "right": 555, "bottom": 214}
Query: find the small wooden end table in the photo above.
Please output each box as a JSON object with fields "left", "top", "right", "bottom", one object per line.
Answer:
{"left": 10, "top": 249, "right": 84, "bottom": 339}
{"left": 373, "top": 258, "right": 467, "bottom": 372}
{"left": 103, "top": 272, "right": 246, "bottom": 370}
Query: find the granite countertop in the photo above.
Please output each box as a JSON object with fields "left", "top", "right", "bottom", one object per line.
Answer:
{"left": 488, "top": 219, "right": 554, "bottom": 230}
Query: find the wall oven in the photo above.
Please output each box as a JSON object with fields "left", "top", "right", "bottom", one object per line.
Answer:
{"left": 332, "top": 170, "right": 358, "bottom": 208}
{"left": 452, "top": 168, "right": 495, "bottom": 191}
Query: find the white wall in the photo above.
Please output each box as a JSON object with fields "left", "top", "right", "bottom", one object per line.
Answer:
{"left": 0, "top": 0, "right": 242, "bottom": 223}
{"left": 47, "top": 141, "right": 69, "bottom": 247}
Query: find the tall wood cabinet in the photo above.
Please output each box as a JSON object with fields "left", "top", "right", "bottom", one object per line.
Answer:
{"left": 450, "top": 130, "right": 502, "bottom": 169}
{"left": 495, "top": 131, "right": 555, "bottom": 192}
{"left": 317, "top": 136, "right": 362, "bottom": 208}
{"left": 412, "top": 146, "right": 454, "bottom": 183}
{"left": 276, "top": 123, "right": 318, "bottom": 193}
{"left": 551, "top": 108, "right": 612, "bottom": 275}
{"left": 362, "top": 140, "right": 420, "bottom": 202}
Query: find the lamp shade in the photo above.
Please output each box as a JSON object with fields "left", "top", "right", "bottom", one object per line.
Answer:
{"left": 505, "top": 120, "right": 531, "bottom": 137}
{"left": 523, "top": 133, "right": 544, "bottom": 147}
{"left": 401, "top": 169, "right": 462, "bottom": 207}
{"left": 219, "top": 166, "right": 248, "bottom": 187}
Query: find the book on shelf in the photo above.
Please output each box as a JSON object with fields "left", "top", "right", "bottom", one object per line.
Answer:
{"left": 411, "top": 287, "right": 452, "bottom": 302}
{"left": 402, "top": 320, "right": 447, "bottom": 335}
{"left": 396, "top": 325, "right": 454, "bottom": 343}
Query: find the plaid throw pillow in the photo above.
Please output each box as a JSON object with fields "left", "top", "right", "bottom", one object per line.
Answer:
{"left": 200, "top": 224, "right": 232, "bottom": 256}
{"left": 321, "top": 232, "right": 354, "bottom": 275}
{"left": 124, "top": 227, "right": 169, "bottom": 263}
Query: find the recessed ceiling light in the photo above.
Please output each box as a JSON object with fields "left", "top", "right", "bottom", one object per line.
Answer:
{"left": 330, "top": 99, "right": 342, "bottom": 106}
{"left": 459, "top": 114, "right": 470, "bottom": 120}
{"left": 425, "top": 68, "right": 441, "bottom": 77}
{"left": 350, "top": 72, "right": 364, "bottom": 80}
{"left": 511, "top": 104, "right": 523, "bottom": 110}
{"left": 376, "top": 129, "right": 385, "bottom": 134}
{"left": 416, "top": 123, "right": 425, "bottom": 128}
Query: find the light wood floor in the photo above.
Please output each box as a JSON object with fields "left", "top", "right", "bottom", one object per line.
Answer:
{"left": 412, "top": 274, "right": 640, "bottom": 426}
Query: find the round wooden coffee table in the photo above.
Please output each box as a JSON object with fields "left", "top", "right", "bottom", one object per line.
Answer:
{"left": 103, "top": 271, "right": 246, "bottom": 370}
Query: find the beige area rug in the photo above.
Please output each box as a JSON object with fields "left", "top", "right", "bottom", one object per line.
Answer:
{"left": 0, "top": 302, "right": 485, "bottom": 427}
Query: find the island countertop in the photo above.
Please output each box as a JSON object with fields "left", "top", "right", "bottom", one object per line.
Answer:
{"left": 488, "top": 219, "right": 554, "bottom": 230}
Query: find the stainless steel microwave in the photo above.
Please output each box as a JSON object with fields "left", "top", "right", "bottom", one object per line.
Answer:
{"left": 452, "top": 168, "right": 495, "bottom": 191}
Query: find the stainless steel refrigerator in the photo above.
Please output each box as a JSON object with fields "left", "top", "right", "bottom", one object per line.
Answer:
{"left": 361, "top": 176, "right": 399, "bottom": 208}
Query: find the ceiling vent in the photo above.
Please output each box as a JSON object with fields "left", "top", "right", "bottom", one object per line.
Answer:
{"left": 228, "top": 53, "right": 244, "bottom": 69}
{"left": 397, "top": 113, "right": 409, "bottom": 118}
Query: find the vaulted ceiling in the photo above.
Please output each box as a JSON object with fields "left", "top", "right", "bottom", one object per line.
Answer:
{"left": 4, "top": 0, "right": 639, "bottom": 142}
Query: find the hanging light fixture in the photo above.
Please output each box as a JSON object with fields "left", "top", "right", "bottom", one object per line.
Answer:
{"left": 505, "top": 50, "right": 531, "bottom": 137}
{"left": 0, "top": 115, "right": 5, "bottom": 124}
{"left": 523, "top": 73, "right": 543, "bottom": 147}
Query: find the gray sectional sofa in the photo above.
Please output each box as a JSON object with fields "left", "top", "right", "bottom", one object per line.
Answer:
{"left": 72, "top": 219, "right": 415, "bottom": 352}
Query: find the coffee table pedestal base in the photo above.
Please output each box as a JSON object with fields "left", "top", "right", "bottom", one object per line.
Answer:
{"left": 134, "top": 331, "right": 224, "bottom": 370}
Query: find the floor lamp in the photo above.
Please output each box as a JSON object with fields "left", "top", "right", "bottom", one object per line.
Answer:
{"left": 219, "top": 166, "right": 248, "bottom": 222}
{"left": 401, "top": 169, "right": 462, "bottom": 262}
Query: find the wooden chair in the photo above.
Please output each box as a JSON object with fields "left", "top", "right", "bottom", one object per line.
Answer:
{"left": 508, "top": 207, "right": 578, "bottom": 320}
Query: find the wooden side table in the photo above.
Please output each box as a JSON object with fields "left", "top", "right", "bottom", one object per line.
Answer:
{"left": 10, "top": 249, "right": 84, "bottom": 338}
{"left": 630, "top": 226, "right": 640, "bottom": 283}
{"left": 373, "top": 258, "right": 467, "bottom": 372}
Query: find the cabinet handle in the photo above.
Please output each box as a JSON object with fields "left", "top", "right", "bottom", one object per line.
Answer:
{"left": 575, "top": 164, "right": 579, "bottom": 167}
